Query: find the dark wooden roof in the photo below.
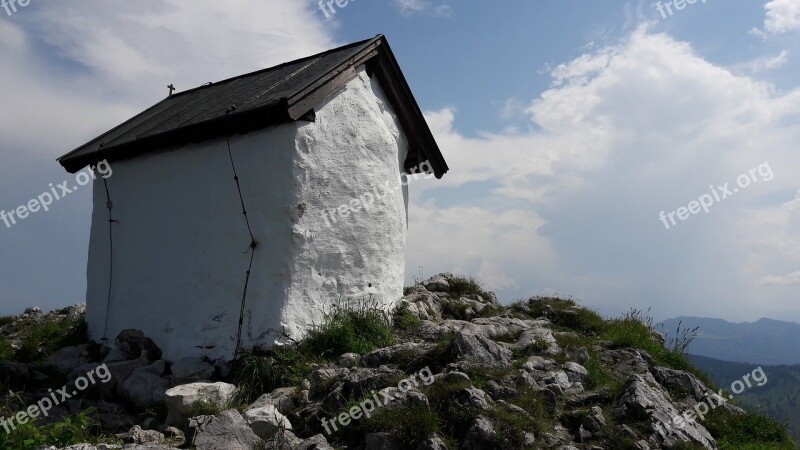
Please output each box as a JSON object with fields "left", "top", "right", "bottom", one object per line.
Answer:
{"left": 58, "top": 35, "right": 448, "bottom": 178}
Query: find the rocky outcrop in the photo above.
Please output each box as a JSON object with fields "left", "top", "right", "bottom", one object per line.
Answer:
{"left": 2, "top": 274, "right": 784, "bottom": 450}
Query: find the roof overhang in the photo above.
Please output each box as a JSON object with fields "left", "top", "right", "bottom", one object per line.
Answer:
{"left": 58, "top": 35, "right": 448, "bottom": 178}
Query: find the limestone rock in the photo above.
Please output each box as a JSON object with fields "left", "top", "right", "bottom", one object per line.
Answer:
{"left": 164, "top": 382, "right": 236, "bottom": 426}
{"left": 423, "top": 274, "right": 451, "bottom": 292}
{"left": 249, "top": 387, "right": 299, "bottom": 416}
{"left": 242, "top": 405, "right": 293, "bottom": 440}
{"left": 614, "top": 373, "right": 715, "bottom": 449}
{"left": 563, "top": 362, "right": 589, "bottom": 384}
{"left": 295, "top": 434, "right": 335, "bottom": 450}
{"left": 118, "top": 425, "right": 165, "bottom": 445}
{"left": 416, "top": 435, "right": 450, "bottom": 450}
{"left": 120, "top": 365, "right": 171, "bottom": 409}
{"left": 188, "top": 410, "right": 262, "bottom": 450}
{"left": 463, "top": 416, "right": 496, "bottom": 449}
{"left": 452, "top": 331, "right": 512, "bottom": 368}
{"left": 45, "top": 345, "right": 92, "bottom": 375}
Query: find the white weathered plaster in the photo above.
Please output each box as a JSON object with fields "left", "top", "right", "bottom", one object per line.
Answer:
{"left": 281, "top": 68, "right": 409, "bottom": 342}
{"left": 85, "top": 67, "right": 409, "bottom": 360}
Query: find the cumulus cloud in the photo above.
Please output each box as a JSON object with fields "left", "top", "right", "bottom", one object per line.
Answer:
{"left": 752, "top": 0, "right": 800, "bottom": 36}
{"left": 409, "top": 25, "right": 800, "bottom": 321}
{"left": 1, "top": 0, "right": 334, "bottom": 158}
{"left": 0, "top": 1, "right": 334, "bottom": 314}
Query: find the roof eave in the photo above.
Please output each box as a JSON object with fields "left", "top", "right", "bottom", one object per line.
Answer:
{"left": 60, "top": 100, "right": 291, "bottom": 173}
{"left": 365, "top": 37, "right": 449, "bottom": 179}
{"left": 58, "top": 35, "right": 448, "bottom": 179}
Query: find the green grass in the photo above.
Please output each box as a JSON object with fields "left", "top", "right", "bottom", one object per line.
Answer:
{"left": 1, "top": 316, "right": 87, "bottom": 363}
{"left": 704, "top": 408, "right": 797, "bottom": 450}
{"left": 505, "top": 386, "right": 552, "bottom": 434}
{"left": 448, "top": 276, "right": 493, "bottom": 300}
{"left": 485, "top": 403, "right": 537, "bottom": 449}
{"left": 600, "top": 309, "right": 716, "bottom": 389}
{"left": 401, "top": 333, "right": 458, "bottom": 373}
{"left": 190, "top": 399, "right": 227, "bottom": 417}
{"left": 356, "top": 404, "right": 440, "bottom": 447}
{"left": 527, "top": 297, "right": 607, "bottom": 335}
{"left": 393, "top": 305, "right": 422, "bottom": 330}
{"left": 423, "top": 376, "right": 472, "bottom": 405}
{"left": 440, "top": 300, "right": 471, "bottom": 320}
{"left": 0, "top": 408, "right": 118, "bottom": 450}
{"left": 303, "top": 297, "right": 394, "bottom": 359}
{"left": 583, "top": 353, "right": 619, "bottom": 391}
{"left": 0, "top": 339, "right": 13, "bottom": 360}
{"left": 231, "top": 345, "right": 317, "bottom": 405}
{"left": 232, "top": 298, "right": 396, "bottom": 404}
{"left": 420, "top": 372, "right": 551, "bottom": 449}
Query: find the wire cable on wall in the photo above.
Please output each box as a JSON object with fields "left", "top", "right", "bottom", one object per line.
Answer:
{"left": 102, "top": 175, "right": 117, "bottom": 343}
{"left": 226, "top": 134, "right": 258, "bottom": 353}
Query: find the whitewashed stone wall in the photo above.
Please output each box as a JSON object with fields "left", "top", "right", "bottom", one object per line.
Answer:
{"left": 85, "top": 67, "right": 409, "bottom": 361}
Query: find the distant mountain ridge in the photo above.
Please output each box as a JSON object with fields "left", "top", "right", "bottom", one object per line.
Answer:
{"left": 662, "top": 316, "right": 800, "bottom": 365}
{"left": 688, "top": 354, "right": 800, "bottom": 443}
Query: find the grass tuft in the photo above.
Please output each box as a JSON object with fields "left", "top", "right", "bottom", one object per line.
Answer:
{"left": 303, "top": 297, "right": 394, "bottom": 359}
{"left": 448, "top": 276, "right": 493, "bottom": 300}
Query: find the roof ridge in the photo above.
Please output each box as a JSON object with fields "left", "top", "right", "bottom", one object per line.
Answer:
{"left": 236, "top": 56, "right": 323, "bottom": 111}
{"left": 169, "top": 36, "right": 378, "bottom": 100}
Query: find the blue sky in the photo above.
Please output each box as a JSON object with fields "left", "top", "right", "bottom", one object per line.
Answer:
{"left": 1, "top": 0, "right": 799, "bottom": 324}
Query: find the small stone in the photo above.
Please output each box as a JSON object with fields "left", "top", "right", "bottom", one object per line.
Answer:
{"left": 337, "top": 353, "right": 360, "bottom": 368}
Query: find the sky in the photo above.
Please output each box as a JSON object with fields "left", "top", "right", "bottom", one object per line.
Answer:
{"left": 0, "top": 0, "right": 799, "bottom": 324}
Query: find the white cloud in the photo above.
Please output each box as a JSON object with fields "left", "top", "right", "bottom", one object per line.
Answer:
{"left": 500, "top": 98, "right": 525, "bottom": 119}
{"left": 0, "top": 1, "right": 335, "bottom": 314}
{"left": 765, "top": 0, "right": 800, "bottom": 33}
{"left": 759, "top": 271, "right": 800, "bottom": 285}
{"left": 0, "top": 0, "right": 334, "bottom": 158}
{"left": 409, "top": 25, "right": 800, "bottom": 321}
{"left": 752, "top": 0, "right": 800, "bottom": 36}
{"left": 731, "top": 50, "right": 789, "bottom": 73}
{"left": 393, "top": 0, "right": 453, "bottom": 17}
